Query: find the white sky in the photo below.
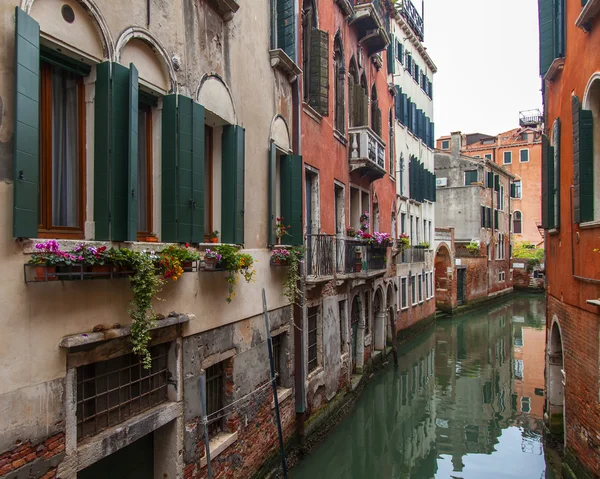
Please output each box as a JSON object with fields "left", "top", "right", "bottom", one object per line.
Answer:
{"left": 421, "top": 0, "right": 543, "bottom": 137}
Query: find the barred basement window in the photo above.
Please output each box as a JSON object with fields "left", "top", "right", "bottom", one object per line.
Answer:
{"left": 206, "top": 361, "right": 225, "bottom": 438}
{"left": 76, "top": 344, "right": 169, "bottom": 440}
{"left": 272, "top": 334, "right": 282, "bottom": 386}
{"left": 308, "top": 306, "right": 319, "bottom": 372}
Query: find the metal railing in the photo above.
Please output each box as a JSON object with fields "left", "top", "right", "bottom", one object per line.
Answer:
{"left": 348, "top": 126, "right": 386, "bottom": 170}
{"left": 306, "top": 234, "right": 389, "bottom": 278}
{"left": 399, "top": 246, "right": 427, "bottom": 264}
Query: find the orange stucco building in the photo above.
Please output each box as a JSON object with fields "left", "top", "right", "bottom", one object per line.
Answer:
{"left": 538, "top": 0, "right": 600, "bottom": 476}
{"left": 437, "top": 122, "right": 544, "bottom": 246}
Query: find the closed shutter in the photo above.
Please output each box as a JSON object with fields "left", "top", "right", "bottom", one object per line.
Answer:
{"left": 277, "top": 0, "right": 296, "bottom": 61}
{"left": 430, "top": 122, "right": 435, "bottom": 148}
{"left": 161, "top": 95, "right": 205, "bottom": 243}
{"left": 487, "top": 207, "right": 492, "bottom": 228}
{"left": 127, "top": 64, "right": 139, "bottom": 241}
{"left": 573, "top": 95, "right": 594, "bottom": 223}
{"left": 222, "top": 125, "right": 245, "bottom": 245}
{"left": 13, "top": 7, "right": 40, "bottom": 238}
{"left": 280, "top": 155, "right": 303, "bottom": 245}
{"left": 494, "top": 209, "right": 499, "bottom": 229}
{"left": 394, "top": 86, "right": 401, "bottom": 120}
{"left": 487, "top": 171, "right": 494, "bottom": 189}
{"left": 481, "top": 206, "right": 486, "bottom": 228}
{"left": 510, "top": 183, "right": 516, "bottom": 198}
{"left": 402, "top": 94, "right": 408, "bottom": 125}
{"left": 416, "top": 109, "right": 422, "bottom": 139}
{"left": 387, "top": 34, "right": 395, "bottom": 74}
{"left": 398, "top": 43, "right": 404, "bottom": 64}
{"left": 433, "top": 173, "right": 437, "bottom": 202}
{"left": 555, "top": 0, "right": 565, "bottom": 58}
{"left": 553, "top": 118, "right": 561, "bottom": 228}
{"left": 494, "top": 174, "right": 500, "bottom": 192}
{"left": 268, "top": 142, "right": 277, "bottom": 246}
{"left": 309, "top": 29, "right": 329, "bottom": 116}
{"left": 94, "top": 62, "right": 111, "bottom": 240}
{"left": 541, "top": 134, "right": 551, "bottom": 229}
{"left": 538, "top": 0, "right": 554, "bottom": 76}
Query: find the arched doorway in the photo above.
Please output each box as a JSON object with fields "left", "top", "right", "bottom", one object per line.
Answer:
{"left": 373, "top": 288, "right": 385, "bottom": 350}
{"left": 386, "top": 283, "right": 395, "bottom": 343}
{"left": 435, "top": 244, "right": 454, "bottom": 312}
{"left": 350, "top": 295, "right": 361, "bottom": 372}
{"left": 547, "top": 320, "right": 565, "bottom": 437}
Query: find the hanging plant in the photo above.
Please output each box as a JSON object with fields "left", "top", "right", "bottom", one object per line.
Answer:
{"left": 214, "top": 245, "right": 256, "bottom": 302}
{"left": 282, "top": 246, "right": 305, "bottom": 305}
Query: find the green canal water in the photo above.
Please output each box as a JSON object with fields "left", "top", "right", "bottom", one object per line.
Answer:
{"left": 291, "top": 294, "right": 551, "bottom": 479}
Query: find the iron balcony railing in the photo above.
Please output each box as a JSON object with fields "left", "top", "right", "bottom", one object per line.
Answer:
{"left": 396, "top": 0, "right": 424, "bottom": 41}
{"left": 399, "top": 246, "right": 427, "bottom": 264}
{"left": 348, "top": 126, "right": 386, "bottom": 173}
{"left": 306, "top": 234, "right": 389, "bottom": 279}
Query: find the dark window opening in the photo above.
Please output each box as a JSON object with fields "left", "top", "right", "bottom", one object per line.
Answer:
{"left": 308, "top": 306, "right": 319, "bottom": 372}
{"left": 206, "top": 361, "right": 225, "bottom": 438}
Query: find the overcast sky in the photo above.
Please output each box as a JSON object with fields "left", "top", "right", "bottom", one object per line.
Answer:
{"left": 421, "top": 0, "right": 543, "bottom": 137}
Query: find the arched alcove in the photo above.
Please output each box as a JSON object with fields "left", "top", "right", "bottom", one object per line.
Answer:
{"left": 373, "top": 287, "right": 385, "bottom": 350}
{"left": 270, "top": 115, "right": 291, "bottom": 153}
{"left": 546, "top": 319, "right": 565, "bottom": 437}
{"left": 197, "top": 74, "right": 237, "bottom": 126}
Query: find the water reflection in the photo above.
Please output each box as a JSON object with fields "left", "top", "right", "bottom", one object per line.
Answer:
{"left": 292, "top": 294, "right": 549, "bottom": 479}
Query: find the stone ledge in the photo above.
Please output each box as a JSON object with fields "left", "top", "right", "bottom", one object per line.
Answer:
{"left": 586, "top": 299, "right": 600, "bottom": 307}
{"left": 200, "top": 431, "right": 238, "bottom": 467}
{"left": 59, "top": 314, "right": 192, "bottom": 348}
{"left": 269, "top": 49, "right": 301, "bottom": 81}
{"left": 576, "top": 0, "right": 600, "bottom": 31}
{"left": 271, "top": 387, "right": 293, "bottom": 409}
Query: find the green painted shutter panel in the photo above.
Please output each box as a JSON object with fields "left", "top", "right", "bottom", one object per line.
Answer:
{"left": 94, "top": 62, "right": 111, "bottom": 240}
{"left": 277, "top": 0, "right": 296, "bottom": 62}
{"left": 387, "top": 34, "right": 396, "bottom": 74}
{"left": 487, "top": 207, "right": 492, "bottom": 228}
{"left": 553, "top": 118, "right": 561, "bottom": 228}
{"left": 394, "top": 86, "right": 401, "bottom": 120}
{"left": 481, "top": 206, "right": 486, "bottom": 228}
{"left": 430, "top": 122, "right": 435, "bottom": 148}
{"left": 494, "top": 174, "right": 500, "bottom": 191}
{"left": 541, "top": 134, "right": 551, "bottom": 229}
{"left": 555, "top": 0, "right": 565, "bottom": 58}
{"left": 401, "top": 94, "right": 408, "bottom": 125}
{"left": 510, "top": 183, "right": 516, "bottom": 198}
{"left": 548, "top": 145, "right": 555, "bottom": 229}
{"left": 573, "top": 95, "right": 594, "bottom": 223}
{"left": 127, "top": 64, "right": 139, "bottom": 241}
{"left": 178, "top": 96, "right": 194, "bottom": 243}
{"left": 494, "top": 209, "right": 499, "bottom": 229}
{"left": 268, "top": 142, "right": 277, "bottom": 246}
{"left": 191, "top": 102, "right": 205, "bottom": 244}
{"left": 538, "top": 0, "right": 554, "bottom": 76}
{"left": 161, "top": 94, "right": 178, "bottom": 242}
{"left": 13, "top": 7, "right": 40, "bottom": 238}
{"left": 309, "top": 29, "right": 329, "bottom": 116}
{"left": 110, "top": 63, "right": 131, "bottom": 241}
{"left": 280, "top": 155, "right": 303, "bottom": 245}
{"left": 487, "top": 171, "right": 494, "bottom": 189}
{"left": 222, "top": 125, "right": 245, "bottom": 245}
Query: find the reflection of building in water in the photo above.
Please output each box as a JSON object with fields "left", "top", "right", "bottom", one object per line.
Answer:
{"left": 434, "top": 301, "right": 514, "bottom": 471}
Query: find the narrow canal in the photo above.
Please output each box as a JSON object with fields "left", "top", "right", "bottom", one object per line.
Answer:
{"left": 291, "top": 294, "right": 551, "bottom": 479}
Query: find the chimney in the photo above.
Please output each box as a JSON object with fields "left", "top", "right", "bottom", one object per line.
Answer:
{"left": 450, "top": 131, "right": 462, "bottom": 156}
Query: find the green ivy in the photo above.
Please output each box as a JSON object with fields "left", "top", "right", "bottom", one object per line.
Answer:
{"left": 214, "top": 245, "right": 256, "bottom": 303}
{"left": 283, "top": 246, "right": 305, "bottom": 305}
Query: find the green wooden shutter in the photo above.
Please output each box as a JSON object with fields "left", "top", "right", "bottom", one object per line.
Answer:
{"left": 510, "top": 183, "right": 516, "bottom": 198}
{"left": 13, "top": 7, "right": 40, "bottom": 238}
{"left": 191, "top": 102, "right": 205, "bottom": 243}
{"left": 94, "top": 62, "right": 111, "bottom": 240}
{"left": 487, "top": 171, "right": 494, "bottom": 189}
{"left": 481, "top": 206, "right": 486, "bottom": 228}
{"left": 222, "top": 125, "right": 245, "bottom": 245}
{"left": 573, "top": 95, "right": 594, "bottom": 223}
{"left": 402, "top": 94, "right": 408, "bottom": 125}
{"left": 394, "top": 86, "right": 401, "bottom": 120}
{"left": 177, "top": 96, "right": 194, "bottom": 242}
{"left": 494, "top": 174, "right": 500, "bottom": 191}
{"left": 281, "top": 155, "right": 303, "bottom": 245}
{"left": 309, "top": 29, "right": 329, "bottom": 116}
{"left": 555, "top": 0, "right": 565, "bottom": 58}
{"left": 494, "top": 209, "right": 499, "bottom": 229}
{"left": 538, "top": 0, "right": 554, "bottom": 76}
{"left": 277, "top": 0, "right": 296, "bottom": 62}
{"left": 127, "top": 64, "right": 139, "bottom": 241}
{"left": 161, "top": 94, "right": 178, "bottom": 242}
{"left": 387, "top": 34, "right": 396, "bottom": 74}
{"left": 541, "top": 134, "right": 550, "bottom": 228}
{"left": 553, "top": 118, "right": 561, "bottom": 228}
{"left": 268, "top": 141, "right": 277, "bottom": 246}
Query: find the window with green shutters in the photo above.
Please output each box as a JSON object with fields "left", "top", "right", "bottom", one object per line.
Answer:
{"left": 541, "top": 134, "right": 555, "bottom": 229}
{"left": 387, "top": 34, "right": 396, "bottom": 75}
{"left": 221, "top": 126, "right": 245, "bottom": 245}
{"left": 503, "top": 151, "right": 512, "bottom": 164}
{"left": 464, "top": 170, "right": 478, "bottom": 186}
{"left": 552, "top": 119, "right": 561, "bottom": 228}
{"left": 308, "top": 29, "right": 329, "bottom": 116}
{"left": 572, "top": 95, "right": 594, "bottom": 223}
{"left": 272, "top": 0, "right": 296, "bottom": 62}
{"left": 538, "top": 0, "right": 566, "bottom": 77}
{"left": 486, "top": 171, "right": 494, "bottom": 189}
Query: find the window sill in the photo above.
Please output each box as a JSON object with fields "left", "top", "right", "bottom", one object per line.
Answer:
{"left": 576, "top": 0, "right": 600, "bottom": 31}
{"left": 334, "top": 130, "right": 348, "bottom": 146}
{"left": 269, "top": 49, "right": 301, "bottom": 81}
{"left": 579, "top": 220, "right": 600, "bottom": 229}
{"left": 200, "top": 430, "right": 239, "bottom": 467}
{"left": 271, "top": 387, "right": 293, "bottom": 409}
{"left": 544, "top": 57, "right": 565, "bottom": 82}
{"left": 586, "top": 299, "right": 600, "bottom": 307}
{"left": 548, "top": 228, "right": 559, "bottom": 235}
{"left": 208, "top": 0, "right": 240, "bottom": 21}
{"left": 303, "top": 103, "right": 322, "bottom": 124}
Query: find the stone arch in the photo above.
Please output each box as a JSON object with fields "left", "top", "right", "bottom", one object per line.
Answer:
{"left": 386, "top": 282, "right": 395, "bottom": 343}
{"left": 196, "top": 74, "right": 237, "bottom": 126}
{"left": 270, "top": 115, "right": 292, "bottom": 153}
{"left": 373, "top": 286, "right": 385, "bottom": 351}
{"left": 435, "top": 243, "right": 454, "bottom": 313}
{"left": 546, "top": 317, "right": 565, "bottom": 438}
{"left": 115, "top": 27, "right": 176, "bottom": 93}
{"left": 348, "top": 56, "right": 359, "bottom": 84}
{"left": 26, "top": 0, "right": 114, "bottom": 61}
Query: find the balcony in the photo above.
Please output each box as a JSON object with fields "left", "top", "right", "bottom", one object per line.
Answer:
{"left": 348, "top": 126, "right": 386, "bottom": 180}
{"left": 306, "top": 234, "right": 388, "bottom": 282}
{"left": 350, "top": 0, "right": 390, "bottom": 54}
{"left": 396, "top": 0, "right": 424, "bottom": 41}
{"left": 519, "top": 109, "right": 543, "bottom": 128}
{"left": 397, "top": 246, "right": 428, "bottom": 264}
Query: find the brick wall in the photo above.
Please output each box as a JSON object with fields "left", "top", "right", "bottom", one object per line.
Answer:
{"left": 548, "top": 294, "right": 600, "bottom": 476}
{"left": 0, "top": 433, "right": 64, "bottom": 478}
{"left": 513, "top": 267, "right": 544, "bottom": 291}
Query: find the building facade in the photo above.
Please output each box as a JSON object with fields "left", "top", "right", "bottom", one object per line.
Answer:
{"left": 538, "top": 0, "right": 600, "bottom": 475}
{"left": 1, "top": 1, "right": 300, "bottom": 478}
{"left": 437, "top": 119, "right": 544, "bottom": 246}
{"left": 435, "top": 133, "right": 515, "bottom": 309}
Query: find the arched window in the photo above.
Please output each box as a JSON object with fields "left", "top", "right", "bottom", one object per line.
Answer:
{"left": 513, "top": 211, "right": 523, "bottom": 234}
{"left": 302, "top": 0, "right": 316, "bottom": 104}
{"left": 371, "top": 84, "right": 381, "bottom": 136}
{"left": 584, "top": 76, "right": 600, "bottom": 220}
{"left": 333, "top": 33, "right": 345, "bottom": 134}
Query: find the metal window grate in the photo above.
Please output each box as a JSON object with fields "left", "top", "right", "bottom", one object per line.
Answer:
{"left": 76, "top": 344, "right": 169, "bottom": 441}
{"left": 206, "top": 362, "right": 225, "bottom": 437}
{"left": 308, "top": 307, "right": 319, "bottom": 372}
{"left": 272, "top": 334, "right": 282, "bottom": 387}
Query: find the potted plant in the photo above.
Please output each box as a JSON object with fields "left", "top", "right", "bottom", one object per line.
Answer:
{"left": 372, "top": 231, "right": 391, "bottom": 246}
{"left": 159, "top": 244, "right": 201, "bottom": 273}
{"left": 276, "top": 217, "right": 290, "bottom": 244}
{"left": 29, "top": 240, "right": 80, "bottom": 281}
{"left": 282, "top": 246, "right": 305, "bottom": 305}
{"left": 74, "top": 244, "right": 112, "bottom": 277}
{"left": 203, "top": 249, "right": 223, "bottom": 270}
{"left": 398, "top": 234, "right": 410, "bottom": 250}
{"left": 416, "top": 241, "right": 430, "bottom": 249}
{"left": 347, "top": 227, "right": 358, "bottom": 238}
{"left": 466, "top": 241, "right": 480, "bottom": 254}
{"left": 354, "top": 248, "right": 362, "bottom": 272}
{"left": 208, "top": 231, "right": 219, "bottom": 243}
{"left": 271, "top": 248, "right": 291, "bottom": 266}
{"left": 214, "top": 245, "right": 256, "bottom": 302}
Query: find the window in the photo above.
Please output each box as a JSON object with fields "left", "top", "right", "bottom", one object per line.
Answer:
{"left": 514, "top": 211, "right": 523, "bottom": 234}
{"left": 503, "top": 151, "right": 512, "bottom": 164}
{"left": 39, "top": 62, "right": 86, "bottom": 237}
{"left": 429, "top": 272, "right": 434, "bottom": 299}
{"left": 416, "top": 216, "right": 420, "bottom": 243}
{"left": 520, "top": 149, "right": 529, "bottom": 162}
{"left": 464, "top": 170, "right": 478, "bottom": 185}
{"left": 389, "top": 108, "right": 395, "bottom": 176}
{"left": 410, "top": 215, "right": 414, "bottom": 244}
{"left": 521, "top": 396, "right": 531, "bottom": 413}
{"left": 425, "top": 272, "right": 430, "bottom": 299}
{"left": 334, "top": 183, "right": 344, "bottom": 235}
{"left": 338, "top": 300, "right": 346, "bottom": 353}
{"left": 76, "top": 344, "right": 169, "bottom": 440}
{"left": 399, "top": 155, "right": 405, "bottom": 196}
{"left": 371, "top": 85, "right": 381, "bottom": 137}
{"left": 418, "top": 274, "right": 423, "bottom": 303}
{"left": 400, "top": 212, "right": 406, "bottom": 234}
{"left": 364, "top": 293, "right": 370, "bottom": 334}
{"left": 302, "top": 0, "right": 328, "bottom": 115}
{"left": 514, "top": 180, "right": 522, "bottom": 198}
{"left": 136, "top": 97, "right": 155, "bottom": 239}
{"left": 307, "top": 306, "right": 319, "bottom": 372}
{"left": 499, "top": 271, "right": 506, "bottom": 282}
{"left": 271, "top": 0, "right": 297, "bottom": 62}
{"left": 499, "top": 185, "right": 505, "bottom": 211}
{"left": 333, "top": 33, "right": 345, "bottom": 133}
{"left": 441, "top": 140, "right": 450, "bottom": 149}
{"left": 410, "top": 275, "right": 417, "bottom": 305}
{"left": 484, "top": 153, "right": 492, "bottom": 160}
{"left": 496, "top": 233, "right": 506, "bottom": 260}
{"left": 206, "top": 361, "right": 226, "bottom": 437}
{"left": 401, "top": 276, "right": 408, "bottom": 309}
{"left": 271, "top": 334, "right": 283, "bottom": 386}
